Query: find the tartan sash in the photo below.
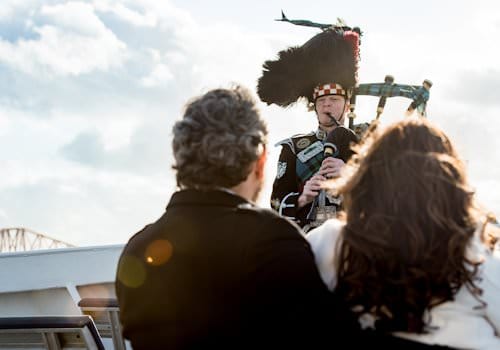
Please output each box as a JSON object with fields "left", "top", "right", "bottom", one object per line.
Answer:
{"left": 296, "top": 148, "right": 323, "bottom": 184}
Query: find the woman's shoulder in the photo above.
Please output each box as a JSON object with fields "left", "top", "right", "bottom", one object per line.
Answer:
{"left": 306, "top": 219, "right": 345, "bottom": 291}
{"left": 306, "top": 218, "right": 344, "bottom": 250}
{"left": 468, "top": 224, "right": 500, "bottom": 333}
{"left": 482, "top": 242, "right": 500, "bottom": 289}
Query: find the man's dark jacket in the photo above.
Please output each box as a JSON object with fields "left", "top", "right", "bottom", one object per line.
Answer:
{"left": 116, "top": 189, "right": 332, "bottom": 349}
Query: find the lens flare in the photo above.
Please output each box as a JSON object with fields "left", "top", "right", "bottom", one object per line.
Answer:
{"left": 144, "top": 239, "right": 173, "bottom": 266}
{"left": 117, "top": 255, "right": 146, "bottom": 288}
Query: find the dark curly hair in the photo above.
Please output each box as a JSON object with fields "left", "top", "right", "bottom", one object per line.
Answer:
{"left": 172, "top": 86, "right": 267, "bottom": 190}
{"left": 332, "top": 118, "right": 484, "bottom": 333}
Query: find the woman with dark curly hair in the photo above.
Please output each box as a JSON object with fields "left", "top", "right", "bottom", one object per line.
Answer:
{"left": 307, "top": 118, "right": 500, "bottom": 349}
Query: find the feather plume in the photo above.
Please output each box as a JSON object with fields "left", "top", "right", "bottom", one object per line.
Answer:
{"left": 257, "top": 29, "right": 357, "bottom": 107}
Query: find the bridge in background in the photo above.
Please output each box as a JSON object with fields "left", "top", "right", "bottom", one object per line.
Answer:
{"left": 0, "top": 227, "right": 75, "bottom": 252}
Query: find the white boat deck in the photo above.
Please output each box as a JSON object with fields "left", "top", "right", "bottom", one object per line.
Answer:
{"left": 0, "top": 245, "right": 126, "bottom": 349}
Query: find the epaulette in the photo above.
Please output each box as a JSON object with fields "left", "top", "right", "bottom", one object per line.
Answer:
{"left": 274, "top": 137, "right": 294, "bottom": 152}
{"left": 274, "top": 131, "right": 316, "bottom": 154}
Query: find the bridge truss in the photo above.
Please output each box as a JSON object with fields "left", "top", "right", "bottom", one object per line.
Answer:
{"left": 0, "top": 227, "right": 75, "bottom": 253}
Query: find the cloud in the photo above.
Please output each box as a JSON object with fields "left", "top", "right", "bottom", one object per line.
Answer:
{"left": 0, "top": 1, "right": 195, "bottom": 120}
{"left": 0, "top": 0, "right": 41, "bottom": 20}
{"left": 59, "top": 119, "right": 174, "bottom": 177}
{"left": 445, "top": 69, "right": 500, "bottom": 107}
{"left": 60, "top": 130, "right": 105, "bottom": 165}
{"left": 0, "top": 1, "right": 127, "bottom": 77}
{"left": 93, "top": 0, "right": 157, "bottom": 28}
{"left": 140, "top": 63, "right": 174, "bottom": 87}
{"left": 0, "top": 171, "right": 175, "bottom": 245}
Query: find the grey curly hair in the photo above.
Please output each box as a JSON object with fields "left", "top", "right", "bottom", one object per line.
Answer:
{"left": 172, "top": 86, "right": 268, "bottom": 190}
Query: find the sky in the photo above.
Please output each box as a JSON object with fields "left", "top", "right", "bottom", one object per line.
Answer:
{"left": 1, "top": 0, "right": 500, "bottom": 246}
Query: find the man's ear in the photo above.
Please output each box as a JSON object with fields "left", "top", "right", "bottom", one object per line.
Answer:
{"left": 255, "top": 146, "right": 267, "bottom": 180}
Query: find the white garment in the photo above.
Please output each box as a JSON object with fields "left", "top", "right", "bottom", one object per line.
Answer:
{"left": 307, "top": 219, "right": 500, "bottom": 350}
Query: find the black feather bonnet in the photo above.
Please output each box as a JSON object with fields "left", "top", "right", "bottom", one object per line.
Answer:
{"left": 257, "top": 28, "right": 360, "bottom": 108}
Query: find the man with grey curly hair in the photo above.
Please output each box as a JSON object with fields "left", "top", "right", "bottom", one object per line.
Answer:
{"left": 116, "top": 86, "right": 332, "bottom": 349}
{"left": 172, "top": 86, "right": 267, "bottom": 200}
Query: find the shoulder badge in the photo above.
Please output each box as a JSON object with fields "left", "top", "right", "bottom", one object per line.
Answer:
{"left": 271, "top": 198, "right": 281, "bottom": 211}
{"left": 276, "top": 161, "right": 287, "bottom": 179}
{"left": 297, "top": 141, "right": 323, "bottom": 163}
{"left": 296, "top": 138, "right": 311, "bottom": 149}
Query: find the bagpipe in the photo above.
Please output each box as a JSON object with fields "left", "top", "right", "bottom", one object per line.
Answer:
{"left": 348, "top": 76, "right": 432, "bottom": 138}
{"left": 304, "top": 125, "right": 358, "bottom": 232}
{"left": 276, "top": 11, "right": 432, "bottom": 230}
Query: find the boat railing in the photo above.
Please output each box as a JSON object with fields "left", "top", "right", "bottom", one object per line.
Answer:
{"left": 0, "top": 315, "right": 105, "bottom": 350}
{"left": 78, "top": 298, "right": 125, "bottom": 350}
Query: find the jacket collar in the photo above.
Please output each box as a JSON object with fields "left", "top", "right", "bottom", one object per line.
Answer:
{"left": 316, "top": 127, "right": 327, "bottom": 141}
{"left": 167, "top": 189, "right": 252, "bottom": 210}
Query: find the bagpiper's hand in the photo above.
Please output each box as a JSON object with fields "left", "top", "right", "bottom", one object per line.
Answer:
{"left": 318, "top": 157, "right": 345, "bottom": 179}
{"left": 298, "top": 174, "right": 326, "bottom": 208}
